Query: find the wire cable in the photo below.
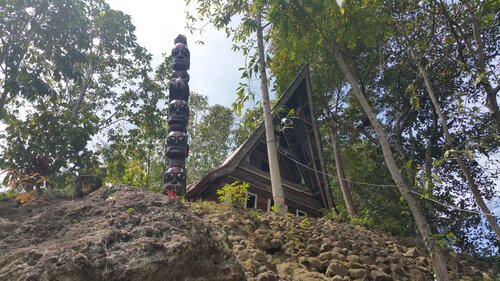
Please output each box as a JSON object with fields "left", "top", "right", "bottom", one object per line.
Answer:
{"left": 410, "top": 190, "right": 498, "bottom": 219}
{"left": 277, "top": 149, "right": 500, "bottom": 219}
{"left": 278, "top": 149, "right": 398, "bottom": 187}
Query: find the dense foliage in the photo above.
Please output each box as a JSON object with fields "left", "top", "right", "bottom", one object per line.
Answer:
{"left": 268, "top": 0, "right": 499, "bottom": 256}
{"left": 0, "top": 0, "right": 152, "bottom": 188}
{"left": 186, "top": 0, "right": 499, "bottom": 257}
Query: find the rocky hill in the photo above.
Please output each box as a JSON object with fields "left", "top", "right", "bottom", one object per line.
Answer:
{"left": 190, "top": 201, "right": 498, "bottom": 281}
{"left": 0, "top": 185, "right": 497, "bottom": 281}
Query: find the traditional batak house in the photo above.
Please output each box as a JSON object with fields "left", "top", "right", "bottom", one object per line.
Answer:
{"left": 186, "top": 67, "right": 335, "bottom": 217}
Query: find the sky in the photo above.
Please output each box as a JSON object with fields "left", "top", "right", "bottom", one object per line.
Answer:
{"left": 104, "top": 0, "right": 252, "bottom": 107}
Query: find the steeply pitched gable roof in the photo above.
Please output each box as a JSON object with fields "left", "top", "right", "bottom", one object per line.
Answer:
{"left": 186, "top": 66, "right": 334, "bottom": 210}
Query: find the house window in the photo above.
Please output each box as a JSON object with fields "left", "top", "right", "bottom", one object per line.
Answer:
{"left": 296, "top": 209, "right": 307, "bottom": 217}
{"left": 260, "top": 161, "right": 270, "bottom": 172}
{"left": 246, "top": 192, "right": 257, "bottom": 209}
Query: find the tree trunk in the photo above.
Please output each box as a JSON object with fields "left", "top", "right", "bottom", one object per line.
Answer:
{"left": 255, "top": 9, "right": 287, "bottom": 215}
{"left": 146, "top": 147, "right": 151, "bottom": 191}
{"left": 71, "top": 63, "right": 95, "bottom": 118}
{"left": 328, "top": 39, "right": 450, "bottom": 280}
{"left": 326, "top": 110, "right": 356, "bottom": 217}
{"left": 410, "top": 49, "right": 500, "bottom": 241}
{"left": 423, "top": 109, "right": 439, "bottom": 227}
{"left": 286, "top": 3, "right": 450, "bottom": 277}
{"left": 290, "top": 1, "right": 450, "bottom": 277}
{"left": 393, "top": 104, "right": 415, "bottom": 186}
{"left": 0, "top": 47, "right": 8, "bottom": 112}
{"left": 462, "top": 0, "right": 499, "bottom": 125}
{"left": 329, "top": 129, "right": 357, "bottom": 217}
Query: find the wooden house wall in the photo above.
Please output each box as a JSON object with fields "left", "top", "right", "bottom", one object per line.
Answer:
{"left": 193, "top": 172, "right": 323, "bottom": 217}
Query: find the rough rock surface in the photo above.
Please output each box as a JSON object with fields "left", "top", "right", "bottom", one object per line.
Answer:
{"left": 190, "top": 202, "right": 498, "bottom": 281}
{"left": 0, "top": 185, "right": 245, "bottom": 281}
{"left": 1, "top": 188, "right": 497, "bottom": 281}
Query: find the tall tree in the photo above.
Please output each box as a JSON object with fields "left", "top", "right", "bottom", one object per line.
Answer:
{"left": 269, "top": 1, "right": 451, "bottom": 279}
{"left": 331, "top": 36, "right": 450, "bottom": 281}
{"left": 406, "top": 32, "right": 500, "bottom": 240}
{"left": 187, "top": 93, "right": 235, "bottom": 183}
{"left": 267, "top": 0, "right": 498, "bottom": 257}
{"left": 325, "top": 101, "right": 356, "bottom": 218}
{"left": 99, "top": 75, "right": 168, "bottom": 192}
{"left": 186, "top": 0, "right": 287, "bottom": 214}
{"left": 0, "top": 0, "right": 152, "bottom": 189}
{"left": 255, "top": 7, "right": 286, "bottom": 215}
{"left": 390, "top": 0, "right": 500, "bottom": 247}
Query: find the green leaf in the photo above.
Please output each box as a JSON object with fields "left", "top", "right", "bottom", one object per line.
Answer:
{"left": 410, "top": 93, "right": 420, "bottom": 111}
{"left": 433, "top": 159, "right": 443, "bottom": 167}
{"left": 443, "top": 150, "right": 456, "bottom": 159}
{"left": 432, "top": 174, "right": 443, "bottom": 184}
{"left": 404, "top": 159, "right": 413, "bottom": 170}
{"left": 473, "top": 76, "right": 482, "bottom": 87}
{"left": 2, "top": 174, "right": 11, "bottom": 187}
{"left": 465, "top": 149, "right": 474, "bottom": 161}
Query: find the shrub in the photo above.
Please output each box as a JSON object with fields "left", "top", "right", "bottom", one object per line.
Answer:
{"left": 299, "top": 217, "right": 311, "bottom": 229}
{"left": 216, "top": 181, "right": 250, "bottom": 208}
{"left": 189, "top": 200, "right": 228, "bottom": 216}
{"left": 1, "top": 168, "right": 48, "bottom": 205}
{"left": 321, "top": 208, "right": 347, "bottom": 222}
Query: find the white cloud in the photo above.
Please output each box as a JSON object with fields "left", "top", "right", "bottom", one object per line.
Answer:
{"left": 105, "top": 0, "right": 247, "bottom": 107}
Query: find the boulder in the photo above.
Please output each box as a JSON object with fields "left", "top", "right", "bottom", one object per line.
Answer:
{"left": 292, "top": 271, "right": 330, "bottom": 281}
{"left": 371, "top": 269, "right": 393, "bottom": 281}
{"left": 346, "top": 254, "right": 360, "bottom": 263}
{"left": 403, "top": 247, "right": 418, "bottom": 258}
{"left": 318, "top": 251, "right": 333, "bottom": 262}
{"left": 319, "top": 242, "right": 334, "bottom": 252}
{"left": 256, "top": 271, "right": 279, "bottom": 281}
{"left": 299, "top": 256, "right": 323, "bottom": 272}
{"left": 334, "top": 240, "right": 351, "bottom": 250}
{"left": 306, "top": 244, "right": 320, "bottom": 256}
{"left": 325, "top": 260, "right": 349, "bottom": 277}
{"left": 73, "top": 175, "right": 102, "bottom": 199}
{"left": 277, "top": 262, "right": 303, "bottom": 277}
{"left": 0, "top": 184, "right": 245, "bottom": 281}
{"left": 349, "top": 268, "right": 370, "bottom": 280}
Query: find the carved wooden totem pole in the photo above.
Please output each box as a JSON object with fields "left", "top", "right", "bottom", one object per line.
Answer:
{"left": 163, "top": 35, "right": 190, "bottom": 198}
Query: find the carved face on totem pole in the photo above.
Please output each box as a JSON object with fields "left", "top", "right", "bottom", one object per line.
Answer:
{"left": 168, "top": 99, "right": 189, "bottom": 127}
{"left": 171, "top": 41, "right": 190, "bottom": 71}
{"left": 163, "top": 167, "right": 187, "bottom": 196}
{"left": 166, "top": 131, "right": 189, "bottom": 158}
{"left": 169, "top": 73, "right": 190, "bottom": 102}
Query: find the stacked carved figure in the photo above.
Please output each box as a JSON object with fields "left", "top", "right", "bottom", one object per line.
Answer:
{"left": 163, "top": 35, "right": 190, "bottom": 197}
